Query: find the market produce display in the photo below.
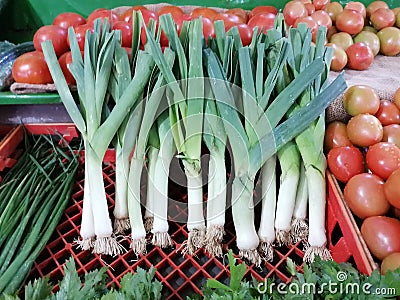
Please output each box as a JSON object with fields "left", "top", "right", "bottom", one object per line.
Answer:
{"left": 325, "top": 84, "right": 400, "bottom": 273}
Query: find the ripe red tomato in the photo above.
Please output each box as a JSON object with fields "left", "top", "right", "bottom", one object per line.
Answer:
{"left": 214, "top": 13, "right": 243, "bottom": 29}
{"left": 312, "top": 0, "right": 329, "bottom": 10}
{"left": 353, "top": 31, "right": 381, "bottom": 56}
{"left": 58, "top": 51, "right": 75, "bottom": 85}
{"left": 342, "top": 85, "right": 380, "bottom": 116}
{"left": 234, "top": 24, "right": 253, "bottom": 46}
{"left": 323, "top": 2, "right": 343, "bottom": 24}
{"left": 176, "top": 14, "right": 192, "bottom": 35}
{"left": 190, "top": 7, "right": 218, "bottom": 20}
{"left": 118, "top": 6, "right": 147, "bottom": 22}
{"left": 67, "top": 24, "right": 93, "bottom": 51}
{"left": 310, "top": 10, "right": 332, "bottom": 30}
{"left": 366, "top": 142, "right": 400, "bottom": 180}
{"left": 327, "top": 146, "right": 365, "bottom": 183}
{"left": 335, "top": 9, "right": 364, "bottom": 35}
{"left": 247, "top": 13, "right": 276, "bottom": 34}
{"left": 226, "top": 8, "right": 249, "bottom": 23}
{"left": 344, "top": 1, "right": 367, "bottom": 19}
{"left": 346, "top": 42, "right": 374, "bottom": 71}
{"left": 112, "top": 21, "right": 133, "bottom": 48}
{"left": 53, "top": 12, "right": 86, "bottom": 29}
{"left": 12, "top": 51, "right": 53, "bottom": 84}
{"left": 375, "top": 100, "right": 400, "bottom": 125}
{"left": 381, "top": 252, "right": 400, "bottom": 274}
{"left": 347, "top": 113, "right": 383, "bottom": 147}
{"left": 384, "top": 168, "right": 400, "bottom": 209}
{"left": 366, "top": 0, "right": 389, "bottom": 18}
{"left": 370, "top": 8, "right": 395, "bottom": 30}
{"left": 344, "top": 173, "right": 389, "bottom": 219}
{"left": 382, "top": 124, "right": 400, "bottom": 147}
{"left": 377, "top": 27, "right": 400, "bottom": 56}
{"left": 361, "top": 216, "right": 400, "bottom": 260}
{"left": 33, "top": 25, "right": 69, "bottom": 57}
{"left": 324, "top": 121, "right": 353, "bottom": 152}
{"left": 304, "top": 3, "right": 316, "bottom": 16}
{"left": 283, "top": 1, "right": 308, "bottom": 27}
{"left": 294, "top": 16, "right": 318, "bottom": 41}
{"left": 249, "top": 6, "right": 278, "bottom": 19}
{"left": 87, "top": 9, "right": 119, "bottom": 26}
{"left": 157, "top": 5, "right": 185, "bottom": 20}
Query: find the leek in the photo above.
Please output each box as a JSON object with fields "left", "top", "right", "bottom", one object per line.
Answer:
{"left": 42, "top": 19, "right": 155, "bottom": 255}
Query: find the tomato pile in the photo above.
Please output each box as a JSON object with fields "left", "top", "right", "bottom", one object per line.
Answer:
{"left": 325, "top": 84, "right": 400, "bottom": 273}
{"left": 10, "top": 1, "right": 400, "bottom": 86}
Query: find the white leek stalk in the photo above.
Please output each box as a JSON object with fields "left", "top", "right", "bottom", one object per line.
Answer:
{"left": 257, "top": 155, "right": 277, "bottom": 261}
{"left": 290, "top": 162, "right": 309, "bottom": 244}
{"left": 144, "top": 144, "right": 159, "bottom": 233}
{"left": 203, "top": 97, "right": 227, "bottom": 257}
{"left": 274, "top": 141, "right": 300, "bottom": 246}
{"left": 152, "top": 112, "right": 176, "bottom": 248}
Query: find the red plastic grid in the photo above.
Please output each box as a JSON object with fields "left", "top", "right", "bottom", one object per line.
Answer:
{"left": 0, "top": 124, "right": 376, "bottom": 299}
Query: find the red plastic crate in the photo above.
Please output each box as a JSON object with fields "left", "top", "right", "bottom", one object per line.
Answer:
{"left": 0, "top": 124, "right": 376, "bottom": 299}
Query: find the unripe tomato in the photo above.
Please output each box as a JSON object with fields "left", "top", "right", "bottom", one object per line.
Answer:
{"left": 377, "top": 27, "right": 400, "bottom": 56}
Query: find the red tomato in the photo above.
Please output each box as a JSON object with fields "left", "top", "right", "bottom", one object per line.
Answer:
{"left": 344, "top": 1, "right": 367, "bottom": 19}
{"left": 283, "top": 1, "right": 308, "bottom": 27}
{"left": 342, "top": 85, "right": 380, "bottom": 116}
{"left": 247, "top": 13, "right": 276, "bottom": 34}
{"left": 344, "top": 173, "right": 389, "bottom": 219}
{"left": 67, "top": 24, "right": 93, "bottom": 51}
{"left": 346, "top": 42, "right": 374, "bottom": 71}
{"left": 118, "top": 6, "right": 148, "bottom": 22}
{"left": 234, "top": 24, "right": 253, "bottom": 46}
{"left": 157, "top": 5, "right": 185, "bottom": 20}
{"left": 324, "top": 2, "right": 344, "bottom": 24}
{"left": 33, "top": 25, "right": 69, "bottom": 57}
{"left": 324, "top": 121, "right": 353, "bottom": 152}
{"left": 249, "top": 6, "right": 278, "bottom": 19}
{"left": 12, "top": 51, "right": 53, "bottom": 84}
{"left": 214, "top": 13, "right": 243, "bottom": 29}
{"left": 304, "top": 3, "right": 316, "bottom": 16}
{"left": 366, "top": 142, "right": 400, "bottom": 180}
{"left": 326, "top": 43, "right": 347, "bottom": 72}
{"left": 53, "top": 12, "right": 86, "bottom": 29}
{"left": 87, "top": 9, "right": 119, "bottom": 26}
{"left": 201, "top": 17, "right": 216, "bottom": 40}
{"left": 294, "top": 16, "right": 318, "bottom": 41}
{"left": 347, "top": 113, "right": 383, "bottom": 147}
{"left": 58, "top": 51, "right": 75, "bottom": 85}
{"left": 310, "top": 10, "right": 332, "bottom": 30}
{"left": 312, "top": 0, "right": 329, "bottom": 10}
{"left": 384, "top": 168, "right": 400, "bottom": 209}
{"left": 370, "top": 8, "right": 395, "bottom": 30}
{"left": 176, "top": 14, "right": 192, "bottom": 35}
{"left": 361, "top": 216, "right": 400, "bottom": 260}
{"left": 190, "top": 7, "right": 219, "bottom": 20}
{"left": 335, "top": 9, "right": 364, "bottom": 35}
{"left": 375, "top": 100, "right": 400, "bottom": 125}
{"left": 112, "top": 21, "right": 132, "bottom": 48}
{"left": 381, "top": 252, "right": 400, "bottom": 274}
{"left": 226, "top": 8, "right": 249, "bottom": 23}
{"left": 327, "top": 146, "right": 365, "bottom": 183}
{"left": 377, "top": 27, "right": 400, "bottom": 56}
{"left": 382, "top": 124, "right": 400, "bottom": 148}
{"left": 366, "top": 1, "right": 389, "bottom": 18}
